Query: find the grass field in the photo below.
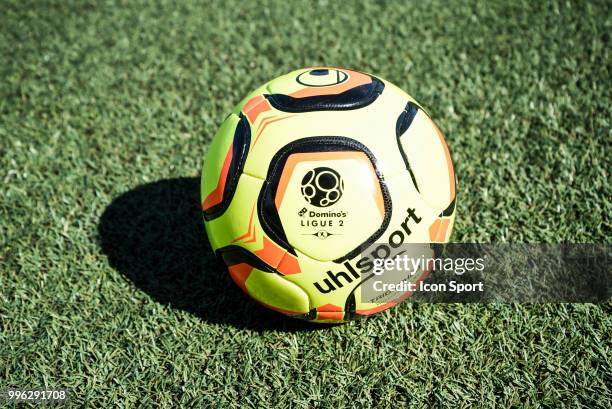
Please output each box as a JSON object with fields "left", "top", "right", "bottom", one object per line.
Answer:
{"left": 1, "top": 0, "right": 610, "bottom": 407}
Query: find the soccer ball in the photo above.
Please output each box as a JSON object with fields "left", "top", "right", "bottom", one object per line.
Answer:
{"left": 201, "top": 67, "right": 456, "bottom": 323}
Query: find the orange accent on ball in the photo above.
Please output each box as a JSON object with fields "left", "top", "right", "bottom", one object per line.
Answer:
{"left": 317, "top": 304, "right": 343, "bottom": 312}
{"left": 231, "top": 205, "right": 256, "bottom": 243}
{"left": 202, "top": 143, "right": 233, "bottom": 211}
{"left": 227, "top": 263, "right": 253, "bottom": 294}
{"left": 252, "top": 115, "right": 295, "bottom": 147}
{"left": 429, "top": 218, "right": 450, "bottom": 242}
{"left": 254, "top": 236, "right": 286, "bottom": 269}
{"left": 274, "top": 151, "right": 383, "bottom": 216}
{"left": 276, "top": 252, "right": 301, "bottom": 275}
{"left": 243, "top": 95, "right": 271, "bottom": 124}
{"left": 317, "top": 311, "right": 344, "bottom": 321}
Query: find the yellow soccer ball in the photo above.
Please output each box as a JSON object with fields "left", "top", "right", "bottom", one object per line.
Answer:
{"left": 201, "top": 67, "right": 456, "bottom": 323}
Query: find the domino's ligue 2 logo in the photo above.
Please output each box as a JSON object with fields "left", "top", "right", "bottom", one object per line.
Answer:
{"left": 300, "top": 167, "right": 344, "bottom": 207}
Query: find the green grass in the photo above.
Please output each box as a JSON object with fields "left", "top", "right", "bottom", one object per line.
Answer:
{"left": 1, "top": 0, "right": 610, "bottom": 407}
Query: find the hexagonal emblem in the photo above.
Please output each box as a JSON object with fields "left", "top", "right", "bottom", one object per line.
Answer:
{"left": 274, "top": 151, "right": 386, "bottom": 261}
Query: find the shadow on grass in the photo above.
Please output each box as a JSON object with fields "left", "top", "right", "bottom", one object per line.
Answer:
{"left": 98, "top": 177, "right": 329, "bottom": 332}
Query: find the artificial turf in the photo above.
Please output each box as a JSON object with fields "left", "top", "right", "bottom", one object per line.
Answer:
{"left": 1, "top": 0, "right": 610, "bottom": 407}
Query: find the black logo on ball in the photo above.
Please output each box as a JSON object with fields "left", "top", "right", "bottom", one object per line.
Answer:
{"left": 300, "top": 167, "right": 344, "bottom": 207}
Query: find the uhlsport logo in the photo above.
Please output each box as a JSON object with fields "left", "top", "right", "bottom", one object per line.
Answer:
{"left": 312, "top": 207, "right": 423, "bottom": 294}
{"left": 300, "top": 167, "right": 344, "bottom": 207}
{"left": 296, "top": 68, "right": 349, "bottom": 87}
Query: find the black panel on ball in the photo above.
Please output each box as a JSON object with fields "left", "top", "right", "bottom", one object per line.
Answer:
{"left": 202, "top": 114, "right": 251, "bottom": 221}
{"left": 266, "top": 78, "right": 385, "bottom": 113}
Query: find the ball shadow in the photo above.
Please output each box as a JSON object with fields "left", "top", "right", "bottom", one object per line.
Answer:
{"left": 97, "top": 177, "right": 329, "bottom": 332}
